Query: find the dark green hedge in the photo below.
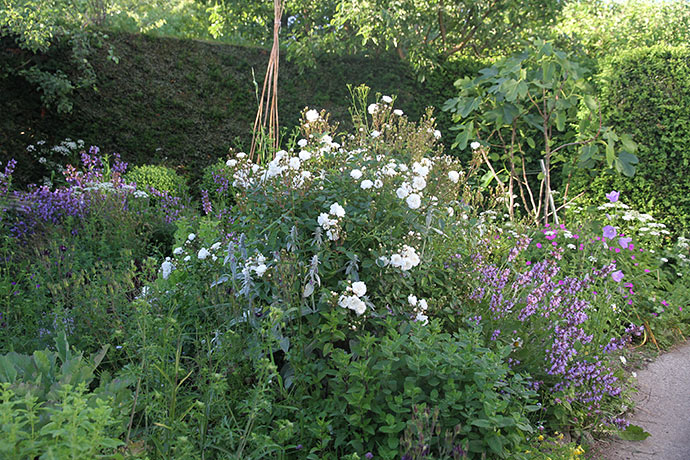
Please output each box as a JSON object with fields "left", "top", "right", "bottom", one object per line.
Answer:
{"left": 1, "top": 32, "right": 482, "bottom": 186}
{"left": 580, "top": 45, "right": 690, "bottom": 234}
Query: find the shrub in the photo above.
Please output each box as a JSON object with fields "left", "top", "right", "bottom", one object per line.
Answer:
{"left": 577, "top": 45, "right": 690, "bottom": 235}
{"left": 125, "top": 164, "right": 188, "bottom": 197}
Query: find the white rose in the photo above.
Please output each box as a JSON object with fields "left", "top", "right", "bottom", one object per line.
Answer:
{"left": 210, "top": 242, "right": 222, "bottom": 251}
{"left": 198, "top": 248, "right": 211, "bottom": 260}
{"left": 298, "top": 139, "right": 308, "bottom": 147}
{"left": 415, "top": 312, "right": 429, "bottom": 325}
{"left": 412, "top": 176, "right": 427, "bottom": 191}
{"left": 390, "top": 253, "right": 403, "bottom": 267}
{"left": 187, "top": 233, "right": 196, "bottom": 241}
{"left": 361, "top": 179, "right": 373, "bottom": 189}
{"left": 183, "top": 255, "right": 191, "bottom": 262}
{"left": 470, "top": 141, "right": 481, "bottom": 150}
{"left": 161, "top": 261, "right": 174, "bottom": 279}
{"left": 350, "top": 169, "right": 363, "bottom": 180}
{"left": 448, "top": 171, "right": 460, "bottom": 183}
{"left": 299, "top": 150, "right": 312, "bottom": 161}
{"left": 406, "top": 193, "right": 422, "bottom": 209}
{"left": 173, "top": 247, "right": 184, "bottom": 255}
{"left": 381, "top": 95, "right": 393, "bottom": 104}
{"left": 329, "top": 203, "right": 346, "bottom": 217}
{"left": 374, "top": 179, "right": 383, "bottom": 189}
{"left": 289, "top": 157, "right": 301, "bottom": 169}
{"left": 371, "top": 130, "right": 381, "bottom": 138}
{"left": 254, "top": 264, "right": 268, "bottom": 277}
{"left": 393, "top": 109, "right": 403, "bottom": 116}
{"left": 226, "top": 159, "right": 237, "bottom": 167}
{"left": 351, "top": 281, "right": 367, "bottom": 297}
{"left": 318, "top": 212, "right": 331, "bottom": 227}
{"left": 433, "top": 130, "right": 441, "bottom": 139}
{"left": 305, "top": 109, "right": 320, "bottom": 122}
{"left": 367, "top": 103, "right": 379, "bottom": 115}
{"left": 350, "top": 297, "right": 367, "bottom": 316}
{"left": 418, "top": 299, "right": 428, "bottom": 311}
{"left": 408, "top": 295, "right": 418, "bottom": 306}
{"left": 236, "top": 152, "right": 247, "bottom": 159}
{"left": 396, "top": 186, "right": 410, "bottom": 199}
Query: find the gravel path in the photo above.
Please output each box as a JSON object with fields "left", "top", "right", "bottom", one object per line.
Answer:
{"left": 593, "top": 340, "right": 690, "bottom": 460}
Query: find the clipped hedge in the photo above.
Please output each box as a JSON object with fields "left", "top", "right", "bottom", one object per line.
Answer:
{"left": 1, "top": 32, "right": 482, "bottom": 186}
{"left": 125, "top": 164, "right": 188, "bottom": 196}
{"left": 580, "top": 45, "right": 690, "bottom": 234}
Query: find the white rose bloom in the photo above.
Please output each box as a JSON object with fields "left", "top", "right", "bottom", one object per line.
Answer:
{"left": 236, "top": 152, "right": 247, "bottom": 159}
{"left": 412, "top": 162, "right": 429, "bottom": 177}
{"left": 198, "top": 248, "right": 211, "bottom": 260}
{"left": 378, "top": 256, "right": 389, "bottom": 266}
{"left": 381, "top": 95, "right": 393, "bottom": 104}
{"left": 406, "top": 193, "right": 422, "bottom": 209}
{"left": 161, "top": 261, "right": 174, "bottom": 279}
{"left": 252, "top": 164, "right": 261, "bottom": 173}
{"left": 226, "top": 159, "right": 237, "bottom": 167}
{"left": 210, "top": 242, "right": 222, "bottom": 251}
{"left": 361, "top": 179, "right": 373, "bottom": 189}
{"left": 433, "top": 130, "right": 442, "bottom": 139}
{"left": 390, "top": 253, "right": 403, "bottom": 267}
{"left": 326, "top": 229, "right": 339, "bottom": 241}
{"left": 318, "top": 212, "right": 331, "bottom": 227}
{"left": 305, "top": 109, "right": 320, "bottom": 122}
{"left": 350, "top": 169, "right": 363, "bottom": 180}
{"left": 408, "top": 295, "right": 418, "bottom": 306}
{"left": 402, "top": 258, "right": 415, "bottom": 271}
{"left": 173, "top": 247, "right": 184, "bottom": 255}
{"left": 398, "top": 164, "right": 409, "bottom": 172}
{"left": 298, "top": 139, "right": 308, "bottom": 147}
{"left": 254, "top": 264, "right": 268, "bottom": 277}
{"left": 393, "top": 109, "right": 403, "bottom": 116}
{"left": 415, "top": 312, "right": 429, "bottom": 325}
{"left": 470, "top": 141, "right": 481, "bottom": 150}
{"left": 351, "top": 281, "right": 367, "bottom": 297}
{"left": 299, "top": 150, "right": 312, "bottom": 161}
{"left": 448, "top": 171, "right": 460, "bottom": 183}
{"left": 371, "top": 130, "right": 381, "bottom": 138}
{"left": 330, "top": 202, "right": 346, "bottom": 217}
{"left": 188, "top": 233, "right": 196, "bottom": 241}
{"left": 418, "top": 299, "right": 428, "bottom": 311}
{"left": 322, "top": 134, "right": 333, "bottom": 144}
{"left": 412, "top": 176, "right": 427, "bottom": 191}
{"left": 338, "top": 295, "right": 353, "bottom": 309}
{"left": 396, "top": 186, "right": 410, "bottom": 199}
{"left": 350, "top": 297, "right": 367, "bottom": 316}
{"left": 289, "top": 157, "right": 301, "bottom": 169}
{"left": 275, "top": 150, "right": 287, "bottom": 160}
{"left": 374, "top": 179, "right": 383, "bottom": 189}
{"left": 367, "top": 103, "right": 379, "bottom": 115}
{"left": 301, "top": 171, "right": 311, "bottom": 179}
{"left": 184, "top": 255, "right": 191, "bottom": 262}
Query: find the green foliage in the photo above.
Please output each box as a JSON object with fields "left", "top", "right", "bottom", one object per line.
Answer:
{"left": 289, "top": 317, "right": 536, "bottom": 459}
{"left": 0, "top": 382, "right": 129, "bottom": 459}
{"left": 125, "top": 164, "right": 188, "bottom": 196}
{"left": 207, "top": 0, "right": 562, "bottom": 73}
{"left": 444, "top": 40, "right": 637, "bottom": 224}
{"left": 0, "top": 332, "right": 131, "bottom": 429}
{"left": 577, "top": 45, "right": 690, "bottom": 235}
{"left": 1, "top": 1, "right": 116, "bottom": 113}
{"left": 556, "top": 0, "right": 690, "bottom": 60}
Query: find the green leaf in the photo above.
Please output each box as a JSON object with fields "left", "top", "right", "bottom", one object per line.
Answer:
{"left": 620, "top": 133, "right": 638, "bottom": 153}
{"left": 618, "top": 424, "right": 651, "bottom": 441}
{"left": 606, "top": 139, "right": 615, "bottom": 167}
{"left": 584, "top": 94, "right": 598, "bottom": 112}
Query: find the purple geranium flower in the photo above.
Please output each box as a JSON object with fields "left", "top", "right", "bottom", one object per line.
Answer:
{"left": 603, "top": 225, "right": 618, "bottom": 240}
{"left": 618, "top": 237, "right": 632, "bottom": 248}
{"left": 611, "top": 270, "right": 624, "bottom": 282}
{"left": 605, "top": 190, "right": 620, "bottom": 203}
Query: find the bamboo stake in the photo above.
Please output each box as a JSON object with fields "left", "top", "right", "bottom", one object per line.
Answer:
{"left": 250, "top": 0, "right": 284, "bottom": 161}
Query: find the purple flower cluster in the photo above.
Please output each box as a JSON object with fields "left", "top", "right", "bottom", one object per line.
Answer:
{"left": 462, "top": 232, "right": 641, "bottom": 426}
